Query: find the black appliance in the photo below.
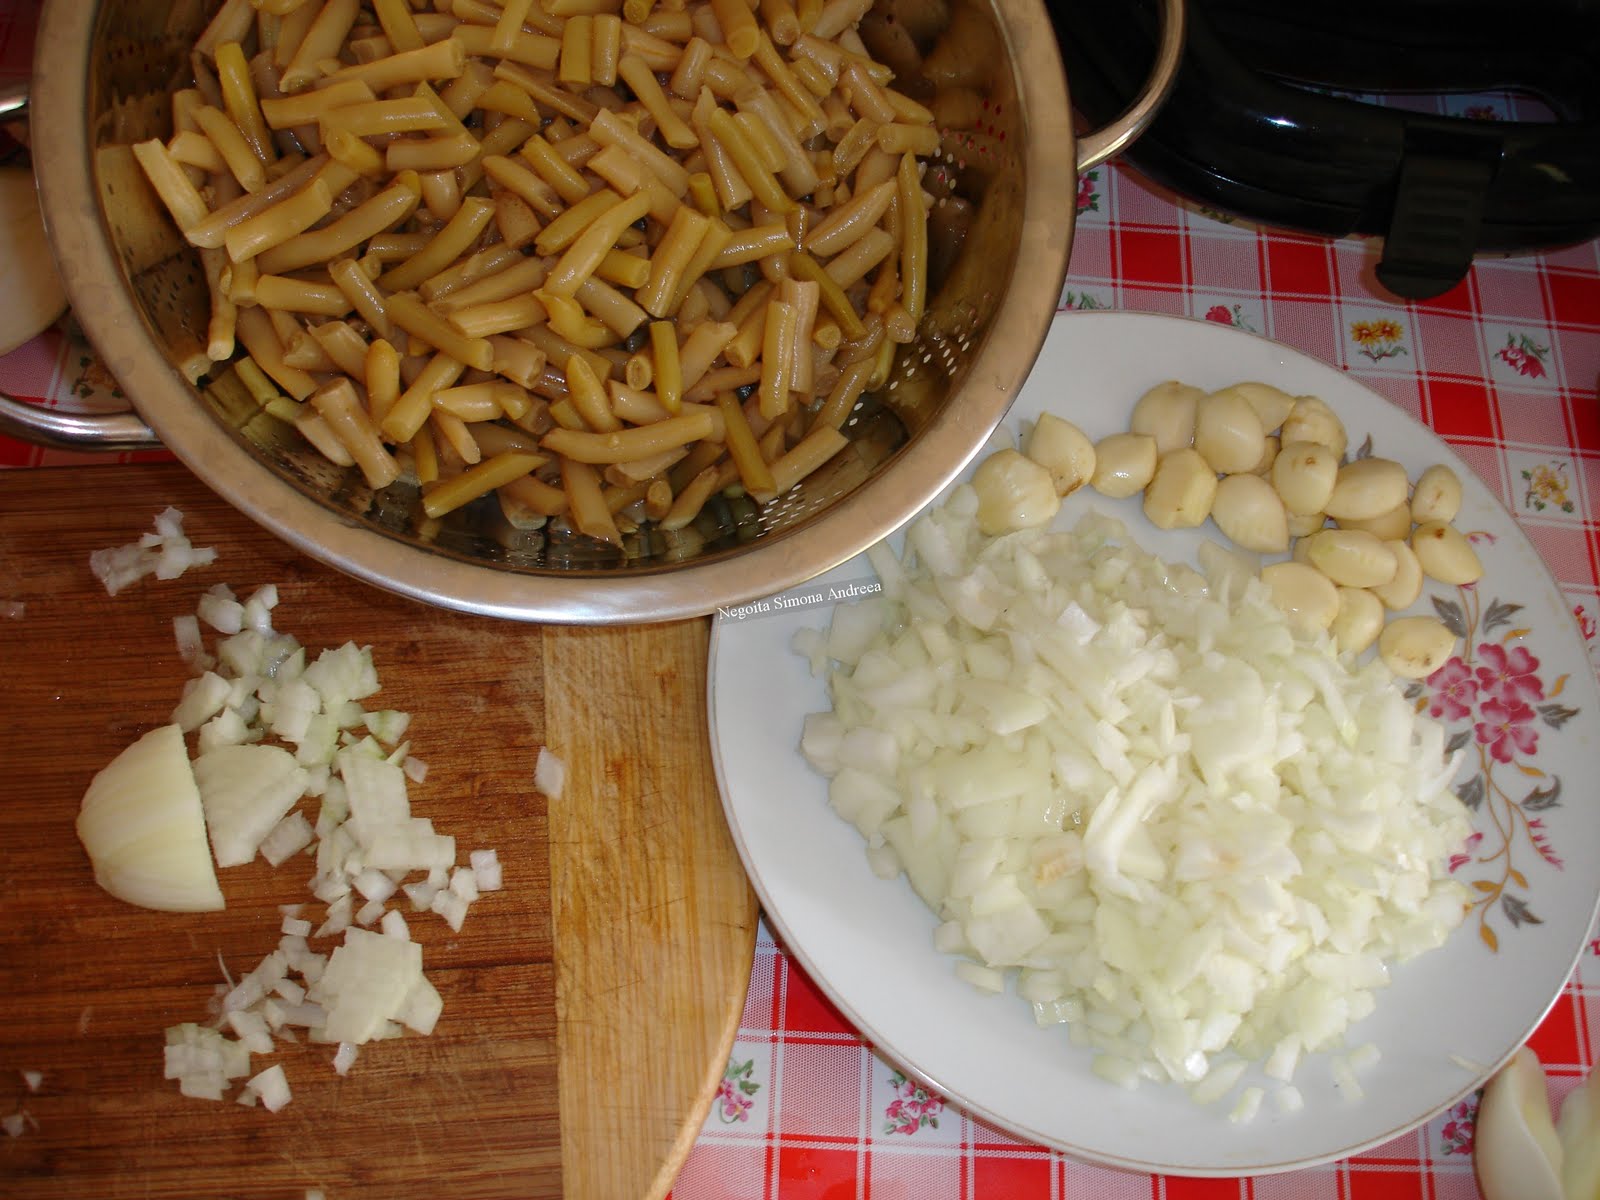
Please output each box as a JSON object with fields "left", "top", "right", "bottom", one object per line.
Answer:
{"left": 1047, "top": 0, "right": 1600, "bottom": 298}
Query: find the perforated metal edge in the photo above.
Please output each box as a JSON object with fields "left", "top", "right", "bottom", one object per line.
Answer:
{"left": 33, "top": 0, "right": 1078, "bottom": 624}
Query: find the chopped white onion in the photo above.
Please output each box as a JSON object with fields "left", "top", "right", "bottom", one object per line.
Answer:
{"left": 331, "top": 1043, "right": 358, "bottom": 1077}
{"left": 799, "top": 493, "right": 1472, "bottom": 1108}
{"left": 448, "top": 866, "right": 480, "bottom": 903}
{"left": 19, "top": 1070, "right": 42, "bottom": 1093}
{"left": 225, "top": 1009, "right": 275, "bottom": 1056}
{"left": 197, "top": 589, "right": 245, "bottom": 635}
{"left": 534, "top": 746, "right": 566, "bottom": 800}
{"left": 363, "top": 709, "right": 411, "bottom": 745}
{"left": 1229, "top": 1086, "right": 1265, "bottom": 1125}
{"left": 470, "top": 849, "right": 502, "bottom": 892}
{"left": 259, "top": 812, "right": 315, "bottom": 867}
{"left": 429, "top": 889, "right": 469, "bottom": 932}
{"left": 163, "top": 1023, "right": 250, "bottom": 1100}
{"left": 90, "top": 508, "right": 216, "bottom": 596}
{"left": 2, "top": 1112, "right": 29, "bottom": 1137}
{"left": 380, "top": 909, "right": 410, "bottom": 941}
{"left": 307, "top": 928, "right": 427, "bottom": 1045}
{"left": 240, "top": 1064, "right": 292, "bottom": 1113}
{"left": 173, "top": 614, "right": 210, "bottom": 670}
{"left": 193, "top": 744, "right": 310, "bottom": 867}
{"left": 172, "top": 671, "right": 232, "bottom": 733}
{"left": 93, "top": 577, "right": 506, "bottom": 1106}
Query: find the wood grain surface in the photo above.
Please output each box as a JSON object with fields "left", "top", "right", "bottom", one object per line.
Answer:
{"left": 0, "top": 463, "right": 758, "bottom": 1199}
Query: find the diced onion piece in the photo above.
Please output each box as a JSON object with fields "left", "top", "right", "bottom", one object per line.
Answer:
{"left": 1228, "top": 1086, "right": 1265, "bottom": 1124}
{"left": 379, "top": 909, "right": 410, "bottom": 940}
{"left": 91, "top": 508, "right": 216, "bottom": 595}
{"left": 20, "top": 1070, "right": 42, "bottom": 1093}
{"left": 193, "top": 744, "right": 310, "bottom": 867}
{"left": 240, "top": 1064, "right": 292, "bottom": 1113}
{"left": 331, "top": 1042, "right": 359, "bottom": 1077}
{"left": 173, "top": 614, "right": 210, "bottom": 669}
{"left": 76, "top": 724, "right": 225, "bottom": 912}
{"left": 172, "top": 671, "right": 233, "bottom": 732}
{"left": 430, "top": 889, "right": 470, "bottom": 932}
{"left": 163, "top": 1023, "right": 251, "bottom": 1100}
{"left": 534, "top": 746, "right": 566, "bottom": 799}
{"left": 307, "top": 927, "right": 425, "bottom": 1046}
{"left": 448, "top": 866, "right": 480, "bottom": 902}
{"left": 470, "top": 848, "right": 503, "bottom": 892}
{"left": 226, "top": 1009, "right": 275, "bottom": 1056}
{"left": 259, "top": 812, "right": 315, "bottom": 867}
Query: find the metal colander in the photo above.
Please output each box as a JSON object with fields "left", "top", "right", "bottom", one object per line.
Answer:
{"left": 15, "top": 0, "right": 1181, "bottom": 622}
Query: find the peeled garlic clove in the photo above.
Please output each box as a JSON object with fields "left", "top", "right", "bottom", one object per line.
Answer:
{"left": 1292, "top": 534, "right": 1315, "bottom": 565}
{"left": 1251, "top": 434, "right": 1280, "bottom": 477}
{"left": 1272, "top": 440, "right": 1340, "bottom": 515}
{"left": 1280, "top": 395, "right": 1348, "bottom": 459}
{"left": 1378, "top": 615, "right": 1458, "bottom": 679}
{"left": 1211, "top": 472, "right": 1288, "bottom": 553}
{"left": 1330, "top": 587, "right": 1384, "bottom": 656}
{"left": 1324, "top": 456, "right": 1410, "bottom": 521}
{"left": 1143, "top": 447, "right": 1218, "bottom": 530}
{"left": 1475, "top": 1047, "right": 1565, "bottom": 1200}
{"left": 1337, "top": 499, "right": 1413, "bottom": 542}
{"left": 1227, "top": 381, "right": 1296, "bottom": 433}
{"left": 1260, "top": 561, "right": 1339, "bottom": 635}
{"left": 1557, "top": 1064, "right": 1600, "bottom": 1200}
{"left": 1024, "top": 412, "right": 1096, "bottom": 498}
{"left": 1130, "top": 380, "right": 1202, "bottom": 454}
{"left": 1193, "top": 389, "right": 1266, "bottom": 475}
{"left": 1286, "top": 509, "right": 1328, "bottom": 538}
{"left": 1303, "top": 528, "right": 1398, "bottom": 588}
{"left": 1412, "top": 520, "right": 1484, "bottom": 584}
{"left": 1371, "top": 539, "right": 1423, "bottom": 610}
{"left": 972, "top": 448, "right": 1061, "bottom": 535}
{"left": 1412, "top": 463, "right": 1464, "bottom": 524}
{"left": 1090, "top": 432, "right": 1158, "bottom": 499}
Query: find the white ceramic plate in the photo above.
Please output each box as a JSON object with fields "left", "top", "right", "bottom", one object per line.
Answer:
{"left": 707, "top": 311, "right": 1600, "bottom": 1175}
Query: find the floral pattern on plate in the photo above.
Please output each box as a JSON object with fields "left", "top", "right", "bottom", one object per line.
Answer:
{"left": 1409, "top": 582, "right": 1583, "bottom": 951}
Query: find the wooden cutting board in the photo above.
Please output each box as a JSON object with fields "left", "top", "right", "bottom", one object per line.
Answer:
{"left": 0, "top": 463, "right": 759, "bottom": 1200}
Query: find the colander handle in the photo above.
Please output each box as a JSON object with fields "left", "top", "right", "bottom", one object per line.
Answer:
{"left": 1074, "top": 0, "right": 1186, "bottom": 174}
{"left": 0, "top": 394, "right": 160, "bottom": 452}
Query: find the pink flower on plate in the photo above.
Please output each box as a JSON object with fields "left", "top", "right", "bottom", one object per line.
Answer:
{"left": 1475, "top": 696, "right": 1540, "bottom": 763}
{"left": 1475, "top": 642, "right": 1545, "bottom": 705}
{"left": 1448, "top": 831, "right": 1484, "bottom": 873}
{"left": 1204, "top": 304, "right": 1233, "bottom": 324}
{"left": 1428, "top": 657, "right": 1478, "bottom": 721}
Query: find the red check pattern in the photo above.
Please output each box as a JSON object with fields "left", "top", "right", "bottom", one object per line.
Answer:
{"left": 0, "top": 6, "right": 1596, "bottom": 1196}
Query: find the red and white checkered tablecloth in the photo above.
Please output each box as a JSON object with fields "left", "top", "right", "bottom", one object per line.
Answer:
{"left": 2, "top": 4, "right": 1597, "bottom": 1198}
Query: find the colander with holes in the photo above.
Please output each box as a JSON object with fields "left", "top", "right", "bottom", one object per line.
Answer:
{"left": 2, "top": 0, "right": 1183, "bottom": 623}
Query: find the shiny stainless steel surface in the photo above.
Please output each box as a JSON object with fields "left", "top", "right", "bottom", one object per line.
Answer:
{"left": 23, "top": 0, "right": 1182, "bottom": 622}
